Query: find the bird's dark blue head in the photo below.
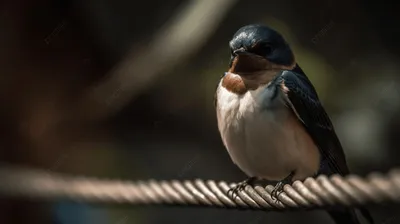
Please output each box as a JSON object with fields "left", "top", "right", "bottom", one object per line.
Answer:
{"left": 228, "top": 24, "right": 295, "bottom": 73}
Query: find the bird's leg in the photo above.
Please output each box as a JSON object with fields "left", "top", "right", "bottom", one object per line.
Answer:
{"left": 228, "top": 176, "right": 258, "bottom": 198}
{"left": 271, "top": 171, "right": 295, "bottom": 200}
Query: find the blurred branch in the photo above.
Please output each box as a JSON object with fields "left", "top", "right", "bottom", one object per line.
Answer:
{"left": 82, "top": 0, "right": 238, "bottom": 119}
{"left": 0, "top": 165, "right": 399, "bottom": 211}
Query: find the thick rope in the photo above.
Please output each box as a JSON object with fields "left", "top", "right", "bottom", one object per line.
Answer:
{"left": 0, "top": 165, "right": 399, "bottom": 210}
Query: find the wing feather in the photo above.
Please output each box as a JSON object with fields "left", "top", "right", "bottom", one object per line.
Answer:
{"left": 278, "top": 70, "right": 349, "bottom": 175}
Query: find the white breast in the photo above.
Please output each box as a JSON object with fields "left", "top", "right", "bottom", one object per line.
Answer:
{"left": 216, "top": 81, "right": 320, "bottom": 181}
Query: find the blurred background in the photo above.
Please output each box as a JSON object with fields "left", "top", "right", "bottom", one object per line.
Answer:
{"left": 1, "top": 0, "right": 400, "bottom": 223}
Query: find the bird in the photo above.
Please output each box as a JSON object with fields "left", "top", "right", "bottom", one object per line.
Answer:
{"left": 214, "top": 24, "right": 374, "bottom": 224}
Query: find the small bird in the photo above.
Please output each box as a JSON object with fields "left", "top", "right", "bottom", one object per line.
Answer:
{"left": 214, "top": 24, "right": 374, "bottom": 224}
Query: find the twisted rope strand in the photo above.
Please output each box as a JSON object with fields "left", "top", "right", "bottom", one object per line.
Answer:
{"left": 0, "top": 166, "right": 400, "bottom": 210}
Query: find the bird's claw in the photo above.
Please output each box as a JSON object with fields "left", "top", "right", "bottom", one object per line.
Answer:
{"left": 227, "top": 177, "right": 257, "bottom": 199}
{"left": 270, "top": 171, "right": 295, "bottom": 201}
{"left": 271, "top": 182, "right": 284, "bottom": 200}
{"left": 227, "top": 183, "right": 246, "bottom": 198}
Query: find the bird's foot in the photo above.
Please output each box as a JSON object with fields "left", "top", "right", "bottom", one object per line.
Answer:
{"left": 228, "top": 176, "right": 258, "bottom": 199}
{"left": 271, "top": 171, "right": 295, "bottom": 200}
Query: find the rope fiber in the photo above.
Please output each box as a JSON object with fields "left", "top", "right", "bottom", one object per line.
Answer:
{"left": 0, "top": 165, "right": 400, "bottom": 210}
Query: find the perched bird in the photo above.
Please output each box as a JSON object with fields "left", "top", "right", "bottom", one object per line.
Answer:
{"left": 214, "top": 24, "right": 374, "bottom": 224}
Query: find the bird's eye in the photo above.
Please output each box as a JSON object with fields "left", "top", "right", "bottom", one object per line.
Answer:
{"left": 251, "top": 43, "right": 274, "bottom": 56}
{"left": 262, "top": 44, "right": 273, "bottom": 55}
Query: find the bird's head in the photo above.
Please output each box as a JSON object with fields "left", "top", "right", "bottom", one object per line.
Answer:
{"left": 228, "top": 24, "right": 296, "bottom": 76}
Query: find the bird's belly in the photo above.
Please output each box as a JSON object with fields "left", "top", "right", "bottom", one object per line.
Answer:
{"left": 222, "top": 109, "right": 320, "bottom": 181}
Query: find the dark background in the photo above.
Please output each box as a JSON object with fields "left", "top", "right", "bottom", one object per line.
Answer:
{"left": 1, "top": 0, "right": 400, "bottom": 223}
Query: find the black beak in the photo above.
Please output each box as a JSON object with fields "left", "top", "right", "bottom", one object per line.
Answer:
{"left": 233, "top": 48, "right": 249, "bottom": 56}
{"left": 228, "top": 47, "right": 270, "bottom": 74}
{"left": 230, "top": 48, "right": 248, "bottom": 67}
{"left": 229, "top": 48, "right": 258, "bottom": 67}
